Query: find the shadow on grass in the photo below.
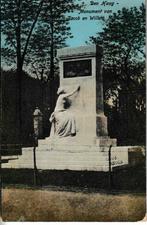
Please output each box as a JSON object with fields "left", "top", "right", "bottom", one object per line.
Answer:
{"left": 1, "top": 163, "right": 146, "bottom": 193}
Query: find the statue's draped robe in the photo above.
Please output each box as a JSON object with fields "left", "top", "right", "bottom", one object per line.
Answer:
{"left": 50, "top": 94, "right": 76, "bottom": 137}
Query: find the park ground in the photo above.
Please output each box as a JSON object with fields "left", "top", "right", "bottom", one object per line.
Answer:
{"left": 1, "top": 187, "right": 146, "bottom": 222}
{"left": 1, "top": 163, "right": 146, "bottom": 222}
{"left": 2, "top": 165, "right": 146, "bottom": 221}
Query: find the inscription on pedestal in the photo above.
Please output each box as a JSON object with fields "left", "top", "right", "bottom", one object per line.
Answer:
{"left": 64, "top": 59, "right": 92, "bottom": 78}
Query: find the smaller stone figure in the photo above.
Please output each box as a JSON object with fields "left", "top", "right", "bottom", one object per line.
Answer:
{"left": 49, "top": 85, "right": 80, "bottom": 138}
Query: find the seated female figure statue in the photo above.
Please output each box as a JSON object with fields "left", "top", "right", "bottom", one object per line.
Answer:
{"left": 49, "top": 85, "right": 80, "bottom": 138}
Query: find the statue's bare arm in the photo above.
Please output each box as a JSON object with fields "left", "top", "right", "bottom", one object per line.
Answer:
{"left": 64, "top": 85, "right": 80, "bottom": 98}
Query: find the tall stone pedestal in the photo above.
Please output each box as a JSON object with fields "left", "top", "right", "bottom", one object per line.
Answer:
{"left": 51, "top": 45, "right": 116, "bottom": 147}
{"left": 31, "top": 45, "right": 122, "bottom": 172}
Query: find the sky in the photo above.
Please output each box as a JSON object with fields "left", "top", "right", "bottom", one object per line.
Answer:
{"left": 1, "top": 0, "right": 144, "bottom": 70}
{"left": 67, "top": 0, "right": 144, "bottom": 47}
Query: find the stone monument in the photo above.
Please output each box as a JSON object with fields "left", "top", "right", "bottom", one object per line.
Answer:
{"left": 36, "top": 45, "right": 128, "bottom": 171}
{"left": 2, "top": 45, "right": 129, "bottom": 171}
{"left": 44, "top": 45, "right": 116, "bottom": 147}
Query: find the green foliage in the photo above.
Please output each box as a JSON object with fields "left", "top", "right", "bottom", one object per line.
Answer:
{"left": 89, "top": 4, "right": 145, "bottom": 90}
{"left": 1, "top": 0, "right": 44, "bottom": 68}
{"left": 26, "top": 0, "right": 83, "bottom": 82}
{"left": 1, "top": 0, "right": 83, "bottom": 79}
{"left": 89, "top": 4, "right": 145, "bottom": 145}
{"left": 1, "top": 69, "right": 52, "bottom": 145}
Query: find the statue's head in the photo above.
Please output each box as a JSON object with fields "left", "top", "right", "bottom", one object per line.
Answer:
{"left": 57, "top": 87, "right": 66, "bottom": 95}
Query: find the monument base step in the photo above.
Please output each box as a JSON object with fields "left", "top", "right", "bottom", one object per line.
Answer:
{"left": 2, "top": 145, "right": 129, "bottom": 172}
{"left": 38, "top": 136, "right": 117, "bottom": 149}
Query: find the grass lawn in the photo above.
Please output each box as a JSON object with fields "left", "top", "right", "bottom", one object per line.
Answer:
{"left": 1, "top": 163, "right": 146, "bottom": 221}
{"left": 2, "top": 187, "right": 146, "bottom": 222}
{"left": 2, "top": 164, "right": 146, "bottom": 191}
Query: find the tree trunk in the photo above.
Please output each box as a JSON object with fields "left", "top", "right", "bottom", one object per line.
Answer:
{"left": 16, "top": 0, "right": 23, "bottom": 144}
{"left": 49, "top": 0, "right": 56, "bottom": 113}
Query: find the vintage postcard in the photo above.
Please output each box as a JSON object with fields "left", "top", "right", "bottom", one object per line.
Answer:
{"left": 0, "top": 0, "right": 146, "bottom": 222}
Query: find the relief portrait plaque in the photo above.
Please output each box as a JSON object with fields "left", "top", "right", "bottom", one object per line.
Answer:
{"left": 63, "top": 59, "right": 92, "bottom": 78}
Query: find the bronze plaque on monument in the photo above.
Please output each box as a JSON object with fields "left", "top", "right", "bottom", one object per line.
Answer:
{"left": 63, "top": 59, "right": 92, "bottom": 78}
